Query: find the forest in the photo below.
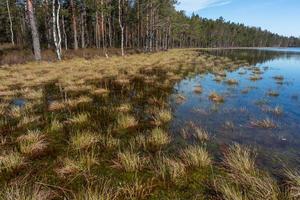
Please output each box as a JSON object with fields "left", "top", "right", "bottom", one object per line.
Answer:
{"left": 1, "top": 0, "right": 300, "bottom": 61}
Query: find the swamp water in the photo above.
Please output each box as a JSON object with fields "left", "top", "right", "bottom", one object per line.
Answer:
{"left": 171, "top": 48, "right": 300, "bottom": 170}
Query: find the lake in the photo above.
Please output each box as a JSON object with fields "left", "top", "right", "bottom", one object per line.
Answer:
{"left": 171, "top": 48, "right": 300, "bottom": 169}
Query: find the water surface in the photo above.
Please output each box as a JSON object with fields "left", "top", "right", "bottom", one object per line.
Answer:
{"left": 171, "top": 48, "right": 300, "bottom": 169}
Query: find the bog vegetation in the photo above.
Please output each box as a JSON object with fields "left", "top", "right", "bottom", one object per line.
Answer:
{"left": 0, "top": 49, "right": 299, "bottom": 199}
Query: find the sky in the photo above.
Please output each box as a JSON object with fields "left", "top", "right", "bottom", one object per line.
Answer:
{"left": 175, "top": 0, "right": 300, "bottom": 37}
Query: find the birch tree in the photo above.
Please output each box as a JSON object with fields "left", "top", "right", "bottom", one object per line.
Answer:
{"left": 52, "top": 0, "right": 62, "bottom": 60}
{"left": 118, "top": 0, "right": 124, "bottom": 56}
{"left": 6, "top": 0, "right": 14, "bottom": 45}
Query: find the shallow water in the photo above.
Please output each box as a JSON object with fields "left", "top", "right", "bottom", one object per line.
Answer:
{"left": 171, "top": 48, "right": 300, "bottom": 169}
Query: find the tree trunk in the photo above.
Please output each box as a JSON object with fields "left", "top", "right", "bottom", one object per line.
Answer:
{"left": 27, "top": 0, "right": 42, "bottom": 60}
{"left": 118, "top": 0, "right": 124, "bottom": 56}
{"left": 6, "top": 0, "right": 14, "bottom": 45}
{"left": 62, "top": 15, "right": 68, "bottom": 50}
{"left": 101, "top": 0, "right": 108, "bottom": 57}
{"left": 70, "top": 0, "right": 78, "bottom": 50}
{"left": 52, "top": 0, "right": 62, "bottom": 60}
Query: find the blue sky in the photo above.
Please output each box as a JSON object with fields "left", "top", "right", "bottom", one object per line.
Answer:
{"left": 176, "top": 0, "right": 300, "bottom": 37}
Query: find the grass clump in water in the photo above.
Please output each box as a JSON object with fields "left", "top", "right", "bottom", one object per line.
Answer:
{"left": 267, "top": 90, "right": 280, "bottom": 97}
{"left": 225, "top": 79, "right": 239, "bottom": 85}
{"left": 250, "top": 118, "right": 277, "bottom": 129}
{"left": 209, "top": 92, "right": 225, "bottom": 103}
{"left": 217, "top": 144, "right": 280, "bottom": 200}
{"left": 194, "top": 85, "right": 203, "bottom": 94}
{"left": 154, "top": 108, "right": 172, "bottom": 125}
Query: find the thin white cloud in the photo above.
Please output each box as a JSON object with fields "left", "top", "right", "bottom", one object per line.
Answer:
{"left": 176, "top": 0, "right": 231, "bottom": 13}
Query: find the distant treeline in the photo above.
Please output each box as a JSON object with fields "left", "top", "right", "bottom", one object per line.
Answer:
{"left": 0, "top": 0, "right": 299, "bottom": 60}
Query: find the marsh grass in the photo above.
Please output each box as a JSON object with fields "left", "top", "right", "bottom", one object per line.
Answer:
{"left": 113, "top": 150, "right": 146, "bottom": 172}
{"left": 175, "top": 94, "right": 186, "bottom": 104}
{"left": 75, "top": 181, "right": 118, "bottom": 200}
{"left": 273, "top": 75, "right": 284, "bottom": 81}
{"left": 209, "top": 92, "right": 225, "bottom": 103}
{"left": 250, "top": 118, "right": 277, "bottom": 129}
{"left": 225, "top": 79, "right": 239, "bottom": 85}
{"left": 219, "top": 144, "right": 280, "bottom": 200}
{"left": 262, "top": 106, "right": 283, "bottom": 116}
{"left": 187, "top": 122, "right": 210, "bottom": 142}
{"left": 153, "top": 109, "right": 172, "bottom": 125}
{"left": 0, "top": 184, "right": 54, "bottom": 200}
{"left": 92, "top": 88, "right": 110, "bottom": 96}
{"left": 68, "top": 113, "right": 90, "bottom": 126}
{"left": 115, "top": 113, "right": 138, "bottom": 130}
{"left": 0, "top": 151, "right": 24, "bottom": 174}
{"left": 56, "top": 150, "right": 98, "bottom": 178}
{"left": 267, "top": 90, "right": 280, "bottom": 97}
{"left": 224, "top": 121, "right": 235, "bottom": 130}
{"left": 147, "top": 127, "right": 171, "bottom": 150}
{"left": 194, "top": 85, "right": 203, "bottom": 94}
{"left": 180, "top": 145, "right": 211, "bottom": 168}
{"left": 118, "top": 178, "right": 154, "bottom": 200}
{"left": 285, "top": 169, "right": 300, "bottom": 199}
{"left": 151, "top": 155, "right": 186, "bottom": 183}
{"left": 70, "top": 131, "right": 99, "bottom": 150}
{"left": 17, "top": 130, "right": 48, "bottom": 157}
{"left": 249, "top": 75, "right": 262, "bottom": 81}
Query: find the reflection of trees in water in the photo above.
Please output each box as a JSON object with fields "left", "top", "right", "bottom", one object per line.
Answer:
{"left": 201, "top": 49, "right": 300, "bottom": 65}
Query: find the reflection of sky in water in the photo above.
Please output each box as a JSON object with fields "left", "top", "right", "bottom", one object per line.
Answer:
{"left": 171, "top": 48, "right": 300, "bottom": 167}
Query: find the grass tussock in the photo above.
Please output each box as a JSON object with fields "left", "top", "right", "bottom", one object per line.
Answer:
{"left": 267, "top": 90, "right": 280, "bottom": 97}
{"left": 0, "top": 151, "right": 24, "bottom": 174}
{"left": 70, "top": 131, "right": 99, "bottom": 150}
{"left": 0, "top": 184, "right": 55, "bottom": 200}
{"left": 147, "top": 127, "right": 171, "bottom": 150}
{"left": 285, "top": 169, "right": 300, "bottom": 199}
{"left": 218, "top": 144, "right": 280, "bottom": 200}
{"left": 152, "top": 155, "right": 186, "bottom": 183}
{"left": 68, "top": 113, "right": 90, "bottom": 125}
{"left": 225, "top": 79, "right": 239, "bottom": 85}
{"left": 118, "top": 178, "right": 154, "bottom": 200}
{"left": 75, "top": 180, "right": 118, "bottom": 200}
{"left": 180, "top": 145, "right": 211, "bottom": 168}
{"left": 56, "top": 150, "right": 98, "bottom": 178}
{"left": 17, "top": 130, "right": 48, "bottom": 157}
{"left": 250, "top": 118, "right": 277, "bottom": 129}
{"left": 209, "top": 92, "right": 225, "bottom": 103}
{"left": 194, "top": 85, "right": 203, "bottom": 94}
{"left": 113, "top": 150, "right": 146, "bottom": 172}
{"left": 116, "top": 113, "right": 138, "bottom": 130}
{"left": 153, "top": 109, "right": 172, "bottom": 125}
